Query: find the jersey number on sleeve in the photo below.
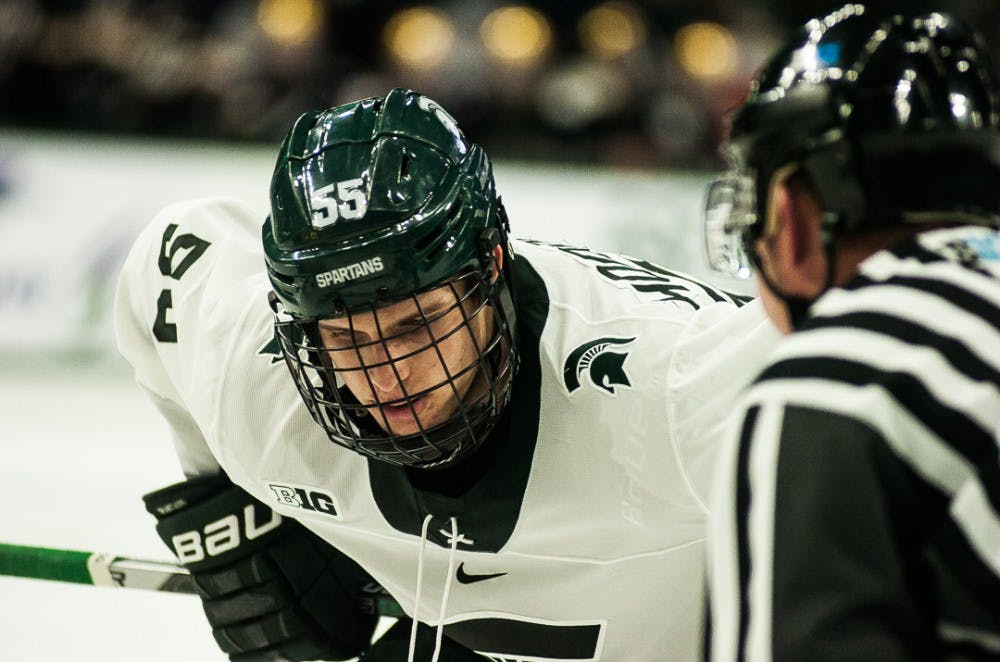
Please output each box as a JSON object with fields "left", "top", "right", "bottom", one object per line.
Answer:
{"left": 153, "top": 223, "right": 211, "bottom": 343}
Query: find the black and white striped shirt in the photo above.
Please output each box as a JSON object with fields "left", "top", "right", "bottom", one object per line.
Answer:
{"left": 706, "top": 226, "right": 1000, "bottom": 661}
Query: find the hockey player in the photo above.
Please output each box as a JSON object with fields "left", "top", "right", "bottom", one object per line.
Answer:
{"left": 115, "top": 88, "right": 777, "bottom": 661}
{"left": 702, "top": 5, "right": 1000, "bottom": 661}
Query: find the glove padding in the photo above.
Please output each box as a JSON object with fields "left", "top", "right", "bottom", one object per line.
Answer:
{"left": 144, "top": 474, "right": 377, "bottom": 661}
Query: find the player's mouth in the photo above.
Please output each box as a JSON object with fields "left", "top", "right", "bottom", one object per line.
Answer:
{"left": 376, "top": 395, "right": 429, "bottom": 427}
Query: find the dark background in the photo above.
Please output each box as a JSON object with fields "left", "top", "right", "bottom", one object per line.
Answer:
{"left": 1, "top": 0, "right": 996, "bottom": 170}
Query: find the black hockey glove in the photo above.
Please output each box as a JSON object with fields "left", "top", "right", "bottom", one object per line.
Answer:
{"left": 143, "top": 474, "right": 378, "bottom": 661}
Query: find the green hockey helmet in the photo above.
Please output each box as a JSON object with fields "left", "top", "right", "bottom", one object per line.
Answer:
{"left": 263, "top": 88, "right": 518, "bottom": 469}
{"left": 704, "top": 4, "right": 1000, "bottom": 278}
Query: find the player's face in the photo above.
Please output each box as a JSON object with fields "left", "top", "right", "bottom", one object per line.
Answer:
{"left": 317, "top": 279, "right": 495, "bottom": 437}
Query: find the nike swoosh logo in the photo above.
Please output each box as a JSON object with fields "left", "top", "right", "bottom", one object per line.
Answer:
{"left": 455, "top": 562, "right": 507, "bottom": 584}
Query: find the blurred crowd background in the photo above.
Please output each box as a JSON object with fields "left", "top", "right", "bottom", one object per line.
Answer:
{"left": 2, "top": 0, "right": 997, "bottom": 170}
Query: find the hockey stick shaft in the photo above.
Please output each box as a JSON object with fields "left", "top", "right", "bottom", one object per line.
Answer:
{"left": 0, "top": 542, "right": 405, "bottom": 618}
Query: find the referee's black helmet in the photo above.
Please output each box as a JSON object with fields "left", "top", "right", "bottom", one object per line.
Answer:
{"left": 705, "top": 4, "right": 1000, "bottom": 278}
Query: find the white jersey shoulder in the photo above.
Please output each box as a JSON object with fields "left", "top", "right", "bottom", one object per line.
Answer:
{"left": 513, "top": 239, "right": 777, "bottom": 509}
{"left": 114, "top": 196, "right": 338, "bottom": 477}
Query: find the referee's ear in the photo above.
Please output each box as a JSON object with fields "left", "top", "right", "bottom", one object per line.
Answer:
{"left": 764, "top": 181, "right": 827, "bottom": 298}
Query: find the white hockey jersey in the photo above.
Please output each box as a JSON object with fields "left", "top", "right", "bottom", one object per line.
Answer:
{"left": 114, "top": 197, "right": 778, "bottom": 661}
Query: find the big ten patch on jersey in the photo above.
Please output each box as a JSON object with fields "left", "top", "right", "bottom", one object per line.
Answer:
{"left": 266, "top": 482, "right": 342, "bottom": 520}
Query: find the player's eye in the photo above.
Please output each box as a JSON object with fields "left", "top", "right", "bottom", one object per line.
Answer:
{"left": 398, "top": 317, "right": 427, "bottom": 331}
{"left": 322, "top": 329, "right": 360, "bottom": 348}
{"left": 386, "top": 319, "right": 429, "bottom": 344}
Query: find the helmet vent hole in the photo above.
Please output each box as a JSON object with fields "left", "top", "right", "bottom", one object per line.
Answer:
{"left": 411, "top": 197, "right": 463, "bottom": 258}
{"left": 446, "top": 196, "right": 464, "bottom": 222}
{"left": 413, "top": 196, "right": 464, "bottom": 260}
{"left": 413, "top": 226, "right": 443, "bottom": 255}
{"left": 399, "top": 153, "right": 411, "bottom": 181}
{"left": 271, "top": 271, "right": 295, "bottom": 286}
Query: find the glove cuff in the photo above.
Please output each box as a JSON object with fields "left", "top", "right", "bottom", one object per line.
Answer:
{"left": 143, "top": 473, "right": 232, "bottom": 518}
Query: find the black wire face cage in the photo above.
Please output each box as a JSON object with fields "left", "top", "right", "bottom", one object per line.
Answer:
{"left": 272, "top": 271, "right": 516, "bottom": 469}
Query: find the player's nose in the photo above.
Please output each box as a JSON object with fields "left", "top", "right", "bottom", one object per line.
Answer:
{"left": 365, "top": 344, "right": 410, "bottom": 392}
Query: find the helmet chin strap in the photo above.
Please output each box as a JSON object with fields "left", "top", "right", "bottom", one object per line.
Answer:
{"left": 751, "top": 229, "right": 838, "bottom": 331}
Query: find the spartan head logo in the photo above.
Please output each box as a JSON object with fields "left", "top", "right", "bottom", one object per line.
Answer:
{"left": 563, "top": 337, "right": 636, "bottom": 395}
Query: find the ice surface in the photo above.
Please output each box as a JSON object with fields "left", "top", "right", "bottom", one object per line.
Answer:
{"left": 0, "top": 360, "right": 391, "bottom": 660}
{"left": 0, "top": 361, "right": 230, "bottom": 660}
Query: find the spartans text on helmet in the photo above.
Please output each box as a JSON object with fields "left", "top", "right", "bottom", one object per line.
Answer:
{"left": 315, "top": 257, "right": 385, "bottom": 288}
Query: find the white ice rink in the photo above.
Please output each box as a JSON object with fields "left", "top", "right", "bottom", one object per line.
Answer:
{"left": 1, "top": 359, "right": 399, "bottom": 661}
{"left": 1, "top": 360, "right": 232, "bottom": 660}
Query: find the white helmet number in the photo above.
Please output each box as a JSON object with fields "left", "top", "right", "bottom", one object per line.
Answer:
{"left": 310, "top": 177, "right": 368, "bottom": 228}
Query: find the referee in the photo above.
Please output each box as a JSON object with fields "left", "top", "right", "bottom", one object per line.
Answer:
{"left": 701, "top": 4, "right": 1000, "bottom": 661}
